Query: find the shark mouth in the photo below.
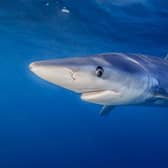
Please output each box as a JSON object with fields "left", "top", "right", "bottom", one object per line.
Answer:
{"left": 81, "top": 90, "right": 120, "bottom": 105}
{"left": 82, "top": 90, "right": 107, "bottom": 97}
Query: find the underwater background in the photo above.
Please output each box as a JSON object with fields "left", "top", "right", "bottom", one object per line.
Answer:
{"left": 0, "top": 0, "right": 168, "bottom": 167}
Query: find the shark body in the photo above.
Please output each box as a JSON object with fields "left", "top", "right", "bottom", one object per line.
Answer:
{"left": 29, "top": 53, "right": 168, "bottom": 115}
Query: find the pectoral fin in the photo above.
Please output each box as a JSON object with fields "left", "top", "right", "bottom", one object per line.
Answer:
{"left": 155, "top": 94, "right": 168, "bottom": 99}
{"left": 150, "top": 87, "right": 168, "bottom": 105}
{"left": 99, "top": 105, "right": 115, "bottom": 116}
{"left": 164, "top": 53, "right": 168, "bottom": 60}
{"left": 153, "top": 88, "right": 168, "bottom": 99}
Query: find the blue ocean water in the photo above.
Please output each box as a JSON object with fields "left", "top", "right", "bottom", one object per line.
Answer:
{"left": 0, "top": 0, "right": 168, "bottom": 167}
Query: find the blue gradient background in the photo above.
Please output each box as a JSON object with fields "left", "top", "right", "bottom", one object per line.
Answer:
{"left": 0, "top": 0, "right": 168, "bottom": 167}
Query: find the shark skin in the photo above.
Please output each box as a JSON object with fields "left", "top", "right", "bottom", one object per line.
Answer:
{"left": 29, "top": 53, "right": 168, "bottom": 115}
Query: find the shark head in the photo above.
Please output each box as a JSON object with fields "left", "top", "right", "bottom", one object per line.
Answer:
{"left": 29, "top": 53, "right": 150, "bottom": 105}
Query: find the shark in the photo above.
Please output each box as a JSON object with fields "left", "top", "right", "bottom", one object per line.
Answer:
{"left": 29, "top": 53, "right": 168, "bottom": 116}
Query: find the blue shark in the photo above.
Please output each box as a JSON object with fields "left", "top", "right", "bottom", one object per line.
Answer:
{"left": 29, "top": 53, "right": 168, "bottom": 116}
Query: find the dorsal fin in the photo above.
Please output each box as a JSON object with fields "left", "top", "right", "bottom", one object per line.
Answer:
{"left": 164, "top": 53, "right": 168, "bottom": 60}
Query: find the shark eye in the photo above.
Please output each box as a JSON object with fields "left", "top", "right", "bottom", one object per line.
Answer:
{"left": 96, "top": 66, "right": 104, "bottom": 77}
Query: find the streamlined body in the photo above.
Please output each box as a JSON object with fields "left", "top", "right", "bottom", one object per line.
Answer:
{"left": 29, "top": 53, "right": 168, "bottom": 115}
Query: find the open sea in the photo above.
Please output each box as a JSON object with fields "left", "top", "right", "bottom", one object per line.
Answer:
{"left": 0, "top": 0, "right": 168, "bottom": 167}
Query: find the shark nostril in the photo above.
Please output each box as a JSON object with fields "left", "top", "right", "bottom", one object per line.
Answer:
{"left": 71, "top": 72, "right": 76, "bottom": 80}
{"left": 63, "top": 68, "right": 77, "bottom": 80}
{"left": 69, "top": 70, "right": 76, "bottom": 80}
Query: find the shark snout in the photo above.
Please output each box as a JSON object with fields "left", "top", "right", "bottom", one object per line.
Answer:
{"left": 29, "top": 61, "right": 53, "bottom": 74}
{"left": 29, "top": 61, "right": 75, "bottom": 78}
{"left": 29, "top": 62, "right": 40, "bottom": 72}
{"left": 29, "top": 60, "right": 81, "bottom": 92}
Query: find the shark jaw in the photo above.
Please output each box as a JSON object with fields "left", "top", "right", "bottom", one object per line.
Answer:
{"left": 81, "top": 90, "right": 121, "bottom": 105}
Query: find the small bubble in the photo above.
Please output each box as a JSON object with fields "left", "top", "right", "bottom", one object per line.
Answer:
{"left": 61, "top": 7, "right": 70, "bottom": 14}
{"left": 45, "top": 2, "right": 50, "bottom": 6}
